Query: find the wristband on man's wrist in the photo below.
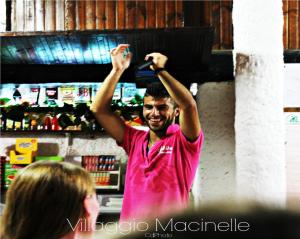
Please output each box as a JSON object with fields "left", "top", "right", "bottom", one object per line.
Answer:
{"left": 154, "top": 68, "right": 166, "bottom": 75}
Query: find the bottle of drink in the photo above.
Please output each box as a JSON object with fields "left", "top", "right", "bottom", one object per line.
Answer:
{"left": 14, "top": 121, "right": 22, "bottom": 131}
{"left": 51, "top": 114, "right": 59, "bottom": 131}
{"left": 43, "top": 114, "right": 52, "bottom": 131}
{"left": 22, "top": 113, "right": 30, "bottom": 130}
{"left": 30, "top": 119, "right": 37, "bottom": 130}
{"left": 0, "top": 113, "right": 6, "bottom": 131}
{"left": 6, "top": 118, "right": 14, "bottom": 130}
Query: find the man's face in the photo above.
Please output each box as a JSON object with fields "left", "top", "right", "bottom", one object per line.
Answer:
{"left": 143, "top": 96, "right": 179, "bottom": 132}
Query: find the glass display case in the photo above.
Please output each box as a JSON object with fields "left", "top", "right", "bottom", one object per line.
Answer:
{"left": 82, "top": 155, "right": 121, "bottom": 190}
{"left": 0, "top": 82, "right": 146, "bottom": 133}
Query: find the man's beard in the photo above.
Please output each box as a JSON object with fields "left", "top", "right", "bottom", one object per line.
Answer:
{"left": 145, "top": 116, "right": 174, "bottom": 133}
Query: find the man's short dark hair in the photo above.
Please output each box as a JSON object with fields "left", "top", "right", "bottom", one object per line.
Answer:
{"left": 144, "top": 82, "right": 178, "bottom": 108}
{"left": 144, "top": 82, "right": 170, "bottom": 98}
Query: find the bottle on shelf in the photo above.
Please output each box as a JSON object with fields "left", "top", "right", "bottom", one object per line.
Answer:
{"left": 30, "top": 119, "right": 37, "bottom": 130}
{"left": 14, "top": 121, "right": 22, "bottom": 131}
{"left": 22, "top": 113, "right": 30, "bottom": 130}
{"left": 0, "top": 113, "right": 7, "bottom": 131}
{"left": 43, "top": 114, "right": 52, "bottom": 131}
{"left": 51, "top": 114, "right": 60, "bottom": 131}
{"left": 6, "top": 118, "right": 14, "bottom": 130}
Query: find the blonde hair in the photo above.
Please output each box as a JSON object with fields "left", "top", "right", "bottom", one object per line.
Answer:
{"left": 1, "top": 161, "right": 95, "bottom": 239}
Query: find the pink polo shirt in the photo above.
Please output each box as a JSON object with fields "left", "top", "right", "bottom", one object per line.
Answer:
{"left": 118, "top": 124, "right": 204, "bottom": 221}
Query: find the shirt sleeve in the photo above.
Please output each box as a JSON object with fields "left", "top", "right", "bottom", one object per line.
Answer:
{"left": 179, "top": 129, "right": 204, "bottom": 154}
{"left": 178, "top": 129, "right": 204, "bottom": 187}
{"left": 117, "top": 124, "right": 142, "bottom": 155}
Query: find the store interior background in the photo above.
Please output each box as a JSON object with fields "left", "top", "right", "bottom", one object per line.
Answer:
{"left": 1, "top": 0, "right": 300, "bottom": 214}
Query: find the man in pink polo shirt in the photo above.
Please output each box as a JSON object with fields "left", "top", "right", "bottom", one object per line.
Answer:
{"left": 91, "top": 44, "right": 204, "bottom": 221}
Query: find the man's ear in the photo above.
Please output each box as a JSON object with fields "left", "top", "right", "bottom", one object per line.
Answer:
{"left": 175, "top": 108, "right": 180, "bottom": 117}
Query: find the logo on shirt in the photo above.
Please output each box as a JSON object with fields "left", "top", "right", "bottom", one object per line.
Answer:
{"left": 159, "top": 145, "right": 173, "bottom": 154}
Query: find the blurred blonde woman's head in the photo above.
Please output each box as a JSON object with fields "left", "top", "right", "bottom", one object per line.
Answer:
{"left": 1, "top": 161, "right": 99, "bottom": 239}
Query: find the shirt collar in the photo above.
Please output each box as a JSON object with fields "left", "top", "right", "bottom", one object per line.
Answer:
{"left": 166, "top": 124, "right": 180, "bottom": 135}
{"left": 146, "top": 123, "right": 180, "bottom": 139}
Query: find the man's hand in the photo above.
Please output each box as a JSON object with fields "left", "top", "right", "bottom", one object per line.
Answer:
{"left": 145, "top": 53, "right": 168, "bottom": 70}
{"left": 111, "top": 44, "right": 132, "bottom": 71}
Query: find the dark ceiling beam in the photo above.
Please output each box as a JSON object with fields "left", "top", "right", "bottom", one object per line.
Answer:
{"left": 2, "top": 50, "right": 298, "bottom": 86}
{"left": 1, "top": 51, "right": 230, "bottom": 85}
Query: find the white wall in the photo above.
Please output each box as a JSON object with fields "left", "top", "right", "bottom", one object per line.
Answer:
{"left": 284, "top": 64, "right": 300, "bottom": 107}
{"left": 285, "top": 113, "right": 300, "bottom": 208}
{"left": 193, "top": 82, "right": 236, "bottom": 205}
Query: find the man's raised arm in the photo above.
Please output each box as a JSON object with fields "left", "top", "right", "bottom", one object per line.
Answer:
{"left": 90, "top": 44, "right": 132, "bottom": 144}
{"left": 145, "top": 53, "right": 201, "bottom": 141}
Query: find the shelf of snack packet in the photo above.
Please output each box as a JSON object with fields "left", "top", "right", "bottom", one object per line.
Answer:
{"left": 0, "top": 139, "right": 123, "bottom": 193}
{"left": 0, "top": 103, "right": 144, "bottom": 133}
{"left": 0, "top": 81, "right": 146, "bottom": 132}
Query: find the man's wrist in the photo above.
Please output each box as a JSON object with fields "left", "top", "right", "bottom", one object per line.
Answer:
{"left": 111, "top": 68, "right": 125, "bottom": 75}
{"left": 154, "top": 68, "right": 166, "bottom": 75}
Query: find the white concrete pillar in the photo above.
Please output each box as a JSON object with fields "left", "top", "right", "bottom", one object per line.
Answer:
{"left": 0, "top": 0, "right": 6, "bottom": 32}
{"left": 233, "top": 0, "right": 286, "bottom": 206}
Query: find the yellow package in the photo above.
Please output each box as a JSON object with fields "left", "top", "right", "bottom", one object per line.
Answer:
{"left": 10, "top": 150, "right": 33, "bottom": 164}
{"left": 16, "top": 138, "right": 38, "bottom": 154}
